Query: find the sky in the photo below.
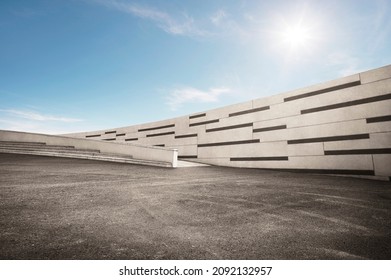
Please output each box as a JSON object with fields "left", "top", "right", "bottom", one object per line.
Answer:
{"left": 1, "top": 0, "right": 391, "bottom": 134}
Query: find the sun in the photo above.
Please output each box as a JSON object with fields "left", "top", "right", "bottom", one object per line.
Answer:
{"left": 282, "top": 24, "right": 312, "bottom": 50}
{"left": 268, "top": 9, "right": 323, "bottom": 58}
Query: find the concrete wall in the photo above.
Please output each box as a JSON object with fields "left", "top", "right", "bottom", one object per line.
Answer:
{"left": 67, "top": 65, "right": 391, "bottom": 179}
{"left": 0, "top": 130, "right": 178, "bottom": 167}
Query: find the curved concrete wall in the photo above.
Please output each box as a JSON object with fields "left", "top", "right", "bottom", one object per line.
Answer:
{"left": 67, "top": 65, "right": 391, "bottom": 179}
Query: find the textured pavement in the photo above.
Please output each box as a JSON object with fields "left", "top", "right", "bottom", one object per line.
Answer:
{"left": 0, "top": 153, "right": 390, "bottom": 260}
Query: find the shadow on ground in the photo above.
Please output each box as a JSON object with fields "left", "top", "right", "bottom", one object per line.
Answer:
{"left": 0, "top": 153, "right": 390, "bottom": 259}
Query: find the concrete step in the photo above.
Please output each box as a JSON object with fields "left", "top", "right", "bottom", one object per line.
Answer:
{"left": 0, "top": 147, "right": 133, "bottom": 159}
{"left": 0, "top": 143, "right": 75, "bottom": 149}
{"left": 0, "top": 141, "right": 46, "bottom": 146}
{"left": 97, "top": 152, "right": 133, "bottom": 159}
{"left": 0, "top": 149, "right": 170, "bottom": 168}
{"left": 0, "top": 145, "right": 100, "bottom": 153}
{"left": 88, "top": 155, "right": 171, "bottom": 167}
{"left": 0, "top": 148, "right": 98, "bottom": 156}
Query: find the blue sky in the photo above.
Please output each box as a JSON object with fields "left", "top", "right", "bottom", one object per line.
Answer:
{"left": 1, "top": 0, "right": 390, "bottom": 134}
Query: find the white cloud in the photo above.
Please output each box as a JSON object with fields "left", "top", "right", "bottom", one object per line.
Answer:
{"left": 0, "top": 109, "right": 84, "bottom": 134}
{"left": 94, "top": 0, "right": 208, "bottom": 37}
{"left": 0, "top": 109, "right": 82, "bottom": 122}
{"left": 0, "top": 119, "right": 92, "bottom": 135}
{"left": 210, "top": 9, "right": 228, "bottom": 26}
{"left": 92, "top": 1, "right": 256, "bottom": 40}
{"left": 166, "top": 86, "right": 232, "bottom": 111}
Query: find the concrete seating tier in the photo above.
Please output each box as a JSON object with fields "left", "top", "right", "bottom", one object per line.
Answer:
{"left": 0, "top": 141, "right": 171, "bottom": 168}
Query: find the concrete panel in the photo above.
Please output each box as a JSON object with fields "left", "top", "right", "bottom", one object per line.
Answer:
{"left": 198, "top": 141, "right": 287, "bottom": 158}
{"left": 324, "top": 138, "right": 370, "bottom": 151}
{"left": 228, "top": 155, "right": 373, "bottom": 171}
{"left": 205, "top": 115, "right": 253, "bottom": 129}
{"left": 253, "top": 119, "right": 288, "bottom": 130}
{"left": 122, "top": 131, "right": 140, "bottom": 138}
{"left": 198, "top": 126, "right": 253, "bottom": 144}
{"left": 263, "top": 101, "right": 302, "bottom": 120}
{"left": 115, "top": 133, "right": 126, "bottom": 138}
{"left": 373, "top": 154, "right": 391, "bottom": 176}
{"left": 188, "top": 101, "right": 253, "bottom": 125}
{"left": 368, "top": 132, "right": 391, "bottom": 147}
{"left": 140, "top": 126, "right": 176, "bottom": 135}
{"left": 254, "top": 95, "right": 391, "bottom": 128}
{"left": 252, "top": 94, "right": 284, "bottom": 108}
{"left": 135, "top": 134, "right": 175, "bottom": 146}
{"left": 138, "top": 118, "right": 176, "bottom": 130}
{"left": 112, "top": 124, "right": 139, "bottom": 134}
{"left": 289, "top": 155, "right": 373, "bottom": 170}
{"left": 324, "top": 132, "right": 391, "bottom": 150}
{"left": 219, "top": 109, "right": 275, "bottom": 125}
{"left": 174, "top": 116, "right": 191, "bottom": 134}
{"left": 284, "top": 79, "right": 391, "bottom": 114}
{"left": 281, "top": 74, "right": 360, "bottom": 101}
{"left": 287, "top": 143, "right": 324, "bottom": 156}
{"left": 123, "top": 126, "right": 139, "bottom": 133}
{"left": 178, "top": 125, "right": 208, "bottom": 137}
{"left": 188, "top": 112, "right": 207, "bottom": 122}
{"left": 172, "top": 135, "right": 198, "bottom": 145}
{"left": 207, "top": 100, "right": 253, "bottom": 120}
{"left": 167, "top": 144, "right": 197, "bottom": 156}
{"left": 360, "top": 65, "right": 391, "bottom": 84}
{"left": 256, "top": 119, "right": 368, "bottom": 143}
{"left": 285, "top": 100, "right": 391, "bottom": 128}
{"left": 365, "top": 120, "right": 391, "bottom": 133}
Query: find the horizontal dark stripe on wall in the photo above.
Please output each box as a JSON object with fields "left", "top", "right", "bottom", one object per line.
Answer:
{"left": 138, "top": 124, "right": 175, "bottom": 132}
{"left": 325, "top": 148, "right": 391, "bottom": 155}
{"left": 256, "top": 168, "right": 375, "bottom": 176}
{"left": 198, "top": 139, "right": 260, "bottom": 147}
{"left": 189, "top": 119, "right": 219, "bottom": 127}
{"left": 146, "top": 131, "right": 175, "bottom": 137}
{"left": 206, "top": 123, "right": 253, "bottom": 133}
{"left": 229, "top": 106, "right": 270, "bottom": 117}
{"left": 103, "top": 138, "right": 116, "bottom": 141}
{"left": 175, "top": 133, "right": 197, "bottom": 139}
{"left": 230, "top": 156, "right": 288, "bottom": 161}
{"left": 154, "top": 144, "right": 165, "bottom": 147}
{"left": 189, "top": 113, "right": 206, "bottom": 119}
{"left": 253, "top": 125, "right": 287, "bottom": 133}
{"left": 284, "top": 81, "right": 361, "bottom": 102}
{"left": 178, "top": 155, "right": 198, "bottom": 159}
{"left": 366, "top": 114, "right": 391, "bottom": 123}
{"left": 125, "top": 138, "right": 138, "bottom": 141}
{"left": 105, "top": 131, "right": 116, "bottom": 134}
{"left": 301, "top": 93, "right": 391, "bottom": 114}
{"left": 116, "top": 133, "right": 125, "bottom": 137}
{"left": 288, "top": 133, "right": 370, "bottom": 144}
{"left": 86, "top": 134, "right": 101, "bottom": 138}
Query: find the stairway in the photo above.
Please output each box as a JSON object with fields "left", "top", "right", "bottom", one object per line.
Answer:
{"left": 0, "top": 141, "right": 171, "bottom": 167}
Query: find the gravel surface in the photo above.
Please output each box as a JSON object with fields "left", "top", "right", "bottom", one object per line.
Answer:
{"left": 1, "top": 153, "right": 390, "bottom": 260}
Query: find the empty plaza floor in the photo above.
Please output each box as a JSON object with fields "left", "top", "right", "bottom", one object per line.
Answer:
{"left": 0, "top": 153, "right": 390, "bottom": 260}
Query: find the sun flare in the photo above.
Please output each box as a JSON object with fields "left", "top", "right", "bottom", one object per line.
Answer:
{"left": 282, "top": 25, "right": 311, "bottom": 49}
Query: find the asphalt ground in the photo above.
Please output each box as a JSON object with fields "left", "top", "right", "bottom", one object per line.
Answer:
{"left": 0, "top": 153, "right": 390, "bottom": 260}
